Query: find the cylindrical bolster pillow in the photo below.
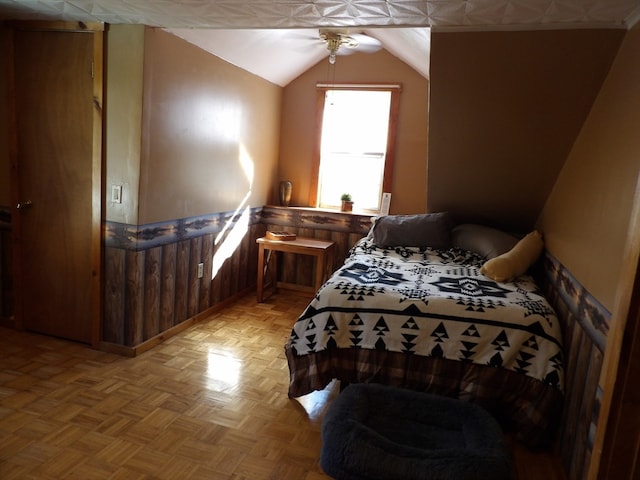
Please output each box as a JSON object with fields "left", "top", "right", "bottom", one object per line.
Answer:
{"left": 480, "top": 230, "right": 544, "bottom": 282}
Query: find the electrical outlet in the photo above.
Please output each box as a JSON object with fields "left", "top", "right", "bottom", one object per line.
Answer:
{"left": 197, "top": 262, "right": 204, "bottom": 278}
{"left": 380, "top": 192, "right": 391, "bottom": 215}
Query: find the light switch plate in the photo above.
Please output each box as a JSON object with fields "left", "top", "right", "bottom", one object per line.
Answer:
{"left": 111, "top": 185, "right": 122, "bottom": 204}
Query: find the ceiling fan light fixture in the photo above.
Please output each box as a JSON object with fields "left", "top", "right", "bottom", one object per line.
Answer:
{"left": 320, "top": 29, "right": 361, "bottom": 65}
{"left": 318, "top": 29, "right": 381, "bottom": 65}
{"left": 325, "top": 34, "right": 341, "bottom": 64}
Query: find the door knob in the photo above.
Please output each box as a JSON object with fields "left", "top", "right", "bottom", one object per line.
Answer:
{"left": 16, "top": 200, "right": 33, "bottom": 209}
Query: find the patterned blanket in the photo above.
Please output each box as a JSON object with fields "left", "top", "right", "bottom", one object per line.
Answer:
{"left": 287, "top": 238, "right": 564, "bottom": 390}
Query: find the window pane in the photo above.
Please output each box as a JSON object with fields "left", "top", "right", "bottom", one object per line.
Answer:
{"left": 319, "top": 153, "right": 385, "bottom": 209}
{"left": 318, "top": 90, "right": 391, "bottom": 211}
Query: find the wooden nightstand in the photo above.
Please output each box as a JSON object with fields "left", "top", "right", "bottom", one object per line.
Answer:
{"left": 256, "top": 236, "right": 335, "bottom": 302}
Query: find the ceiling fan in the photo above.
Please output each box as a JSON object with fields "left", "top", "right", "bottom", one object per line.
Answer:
{"left": 319, "top": 29, "right": 382, "bottom": 64}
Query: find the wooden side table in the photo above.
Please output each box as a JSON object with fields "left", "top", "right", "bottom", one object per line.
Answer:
{"left": 256, "top": 236, "right": 336, "bottom": 302}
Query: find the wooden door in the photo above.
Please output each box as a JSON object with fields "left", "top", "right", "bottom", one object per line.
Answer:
{"left": 12, "top": 25, "right": 102, "bottom": 344}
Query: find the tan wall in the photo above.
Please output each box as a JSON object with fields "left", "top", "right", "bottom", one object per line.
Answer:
{"left": 138, "top": 28, "right": 282, "bottom": 224}
{"left": 428, "top": 29, "right": 624, "bottom": 232}
{"left": 104, "top": 24, "right": 144, "bottom": 224}
{"left": 279, "top": 49, "right": 429, "bottom": 215}
{"left": 0, "top": 26, "right": 10, "bottom": 206}
{"left": 537, "top": 24, "right": 640, "bottom": 312}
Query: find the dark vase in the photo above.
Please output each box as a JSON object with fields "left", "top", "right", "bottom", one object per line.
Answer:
{"left": 279, "top": 180, "right": 292, "bottom": 206}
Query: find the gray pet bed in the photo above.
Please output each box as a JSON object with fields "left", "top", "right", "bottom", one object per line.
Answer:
{"left": 320, "top": 383, "right": 512, "bottom": 480}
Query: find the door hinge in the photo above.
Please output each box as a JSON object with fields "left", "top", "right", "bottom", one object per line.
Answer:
{"left": 91, "top": 61, "right": 94, "bottom": 79}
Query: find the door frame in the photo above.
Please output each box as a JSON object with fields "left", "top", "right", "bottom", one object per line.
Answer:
{"left": 588, "top": 173, "right": 640, "bottom": 479}
{"left": 9, "top": 21, "right": 104, "bottom": 347}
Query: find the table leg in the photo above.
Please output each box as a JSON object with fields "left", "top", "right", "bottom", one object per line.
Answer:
{"left": 271, "top": 250, "right": 278, "bottom": 295}
{"left": 324, "top": 249, "right": 333, "bottom": 283}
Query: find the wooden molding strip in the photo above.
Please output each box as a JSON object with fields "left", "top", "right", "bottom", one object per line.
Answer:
{"left": 98, "top": 287, "right": 254, "bottom": 357}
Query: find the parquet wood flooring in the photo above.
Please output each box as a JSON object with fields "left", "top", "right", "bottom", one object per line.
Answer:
{"left": 0, "top": 291, "right": 565, "bottom": 479}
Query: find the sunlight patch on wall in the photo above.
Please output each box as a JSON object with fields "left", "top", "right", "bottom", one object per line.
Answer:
{"left": 239, "top": 143, "right": 254, "bottom": 189}
{"left": 212, "top": 203, "right": 250, "bottom": 280}
{"left": 211, "top": 144, "right": 255, "bottom": 280}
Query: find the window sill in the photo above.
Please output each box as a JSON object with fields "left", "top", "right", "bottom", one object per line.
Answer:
{"left": 264, "top": 205, "right": 377, "bottom": 217}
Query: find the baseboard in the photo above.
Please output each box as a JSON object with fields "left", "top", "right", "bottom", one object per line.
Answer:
{"left": 0, "top": 315, "right": 15, "bottom": 329}
{"left": 98, "top": 287, "right": 254, "bottom": 357}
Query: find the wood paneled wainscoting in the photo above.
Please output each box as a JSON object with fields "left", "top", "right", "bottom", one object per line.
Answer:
{"left": 537, "top": 253, "right": 610, "bottom": 480}
{"left": 101, "top": 206, "right": 373, "bottom": 355}
{"left": 260, "top": 206, "right": 374, "bottom": 291}
{"left": 102, "top": 208, "right": 266, "bottom": 356}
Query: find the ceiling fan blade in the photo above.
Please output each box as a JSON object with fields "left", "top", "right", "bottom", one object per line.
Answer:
{"left": 316, "top": 29, "right": 383, "bottom": 61}
{"left": 348, "top": 33, "right": 382, "bottom": 53}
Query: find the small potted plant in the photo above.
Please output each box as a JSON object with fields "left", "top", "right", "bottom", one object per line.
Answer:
{"left": 340, "top": 193, "right": 353, "bottom": 212}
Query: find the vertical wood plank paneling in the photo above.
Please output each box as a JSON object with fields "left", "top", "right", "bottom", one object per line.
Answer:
{"left": 160, "top": 242, "right": 177, "bottom": 332}
{"left": 244, "top": 223, "right": 263, "bottom": 293}
{"left": 562, "top": 325, "right": 592, "bottom": 477}
{"left": 249, "top": 223, "right": 265, "bottom": 288}
{"left": 103, "top": 246, "right": 125, "bottom": 344}
{"left": 539, "top": 255, "right": 609, "bottom": 480}
{"left": 187, "top": 237, "right": 202, "bottom": 318}
{"left": 577, "top": 347, "right": 603, "bottom": 479}
{"left": 348, "top": 232, "right": 364, "bottom": 250}
{"left": 199, "top": 234, "right": 213, "bottom": 311}
{"left": 314, "top": 229, "right": 332, "bottom": 242}
{"left": 279, "top": 226, "right": 299, "bottom": 285}
{"left": 556, "top": 311, "right": 578, "bottom": 460}
{"left": 125, "top": 249, "right": 145, "bottom": 346}
{"left": 229, "top": 237, "right": 241, "bottom": 296}
{"left": 174, "top": 240, "right": 190, "bottom": 325}
{"left": 331, "top": 231, "right": 350, "bottom": 270}
{"left": 237, "top": 229, "right": 250, "bottom": 291}
{"left": 143, "top": 246, "right": 161, "bottom": 340}
{"left": 220, "top": 254, "right": 232, "bottom": 300}
{"left": 100, "top": 208, "right": 370, "bottom": 350}
{"left": 296, "top": 227, "right": 315, "bottom": 287}
{"left": 211, "top": 241, "right": 222, "bottom": 305}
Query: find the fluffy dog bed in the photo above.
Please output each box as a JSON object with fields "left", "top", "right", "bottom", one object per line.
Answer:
{"left": 320, "top": 383, "right": 512, "bottom": 480}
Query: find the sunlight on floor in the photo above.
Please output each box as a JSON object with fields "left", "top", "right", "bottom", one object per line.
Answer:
{"left": 206, "top": 350, "right": 242, "bottom": 389}
{"left": 293, "top": 379, "right": 340, "bottom": 422}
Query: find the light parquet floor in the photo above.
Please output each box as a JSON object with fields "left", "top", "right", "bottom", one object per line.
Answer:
{"left": 0, "top": 291, "right": 565, "bottom": 479}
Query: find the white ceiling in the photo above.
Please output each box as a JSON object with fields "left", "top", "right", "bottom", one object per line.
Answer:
{"left": 1, "top": 1, "right": 640, "bottom": 86}
{"left": 166, "top": 27, "right": 431, "bottom": 86}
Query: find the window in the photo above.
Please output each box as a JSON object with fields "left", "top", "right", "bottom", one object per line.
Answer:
{"left": 311, "top": 83, "right": 401, "bottom": 213}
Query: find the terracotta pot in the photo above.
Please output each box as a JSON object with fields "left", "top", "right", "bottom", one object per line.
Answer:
{"left": 341, "top": 200, "right": 353, "bottom": 212}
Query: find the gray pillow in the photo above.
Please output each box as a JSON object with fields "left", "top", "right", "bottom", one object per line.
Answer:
{"left": 371, "top": 212, "right": 452, "bottom": 249}
{"left": 451, "top": 223, "right": 520, "bottom": 259}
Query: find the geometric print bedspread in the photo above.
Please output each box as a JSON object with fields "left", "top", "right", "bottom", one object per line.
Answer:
{"left": 287, "top": 238, "right": 564, "bottom": 392}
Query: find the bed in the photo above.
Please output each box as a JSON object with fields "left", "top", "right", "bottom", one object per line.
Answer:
{"left": 285, "top": 214, "right": 564, "bottom": 448}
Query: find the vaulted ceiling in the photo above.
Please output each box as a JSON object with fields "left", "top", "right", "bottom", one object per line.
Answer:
{"left": 2, "top": 1, "right": 639, "bottom": 85}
